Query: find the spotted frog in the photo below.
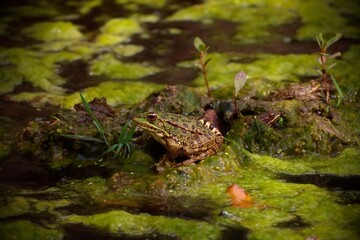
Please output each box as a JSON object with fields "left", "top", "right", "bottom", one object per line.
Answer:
{"left": 133, "top": 111, "right": 223, "bottom": 167}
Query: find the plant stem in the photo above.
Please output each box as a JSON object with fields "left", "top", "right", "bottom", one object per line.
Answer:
{"left": 319, "top": 51, "right": 330, "bottom": 103}
{"left": 200, "top": 51, "right": 211, "bottom": 98}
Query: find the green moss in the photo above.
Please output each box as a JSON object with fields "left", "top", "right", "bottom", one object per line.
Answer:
{"left": 59, "top": 177, "right": 109, "bottom": 199}
{"left": 63, "top": 210, "right": 221, "bottom": 240}
{"left": 242, "top": 147, "right": 360, "bottom": 176}
{"left": 245, "top": 152, "right": 315, "bottom": 175}
{"left": 90, "top": 53, "right": 160, "bottom": 80}
{"left": 0, "top": 220, "right": 63, "bottom": 240}
{"left": 22, "top": 21, "right": 83, "bottom": 42}
{"left": 294, "top": 148, "right": 360, "bottom": 175}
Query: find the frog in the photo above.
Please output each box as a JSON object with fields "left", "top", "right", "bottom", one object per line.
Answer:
{"left": 133, "top": 111, "right": 223, "bottom": 167}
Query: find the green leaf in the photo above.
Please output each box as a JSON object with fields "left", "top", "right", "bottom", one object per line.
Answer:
{"left": 124, "top": 143, "right": 131, "bottom": 158}
{"left": 80, "top": 92, "right": 96, "bottom": 120}
{"left": 114, "top": 143, "right": 123, "bottom": 158}
{"left": 330, "top": 74, "right": 343, "bottom": 106}
{"left": 323, "top": 33, "right": 342, "bottom": 50}
{"left": 327, "top": 62, "right": 338, "bottom": 70}
{"left": 204, "top": 57, "right": 212, "bottom": 67}
{"left": 316, "top": 33, "right": 324, "bottom": 49}
{"left": 102, "top": 144, "right": 119, "bottom": 156}
{"left": 194, "top": 37, "right": 206, "bottom": 52}
{"left": 234, "top": 71, "right": 248, "bottom": 97}
{"left": 60, "top": 134, "right": 104, "bottom": 143}
{"left": 93, "top": 120, "right": 104, "bottom": 135}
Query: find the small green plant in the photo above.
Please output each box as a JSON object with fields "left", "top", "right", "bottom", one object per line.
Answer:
{"left": 315, "top": 32, "right": 343, "bottom": 106}
{"left": 61, "top": 93, "right": 135, "bottom": 159}
{"left": 194, "top": 36, "right": 212, "bottom": 98}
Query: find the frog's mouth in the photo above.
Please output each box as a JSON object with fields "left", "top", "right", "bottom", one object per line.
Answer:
{"left": 133, "top": 118, "right": 169, "bottom": 147}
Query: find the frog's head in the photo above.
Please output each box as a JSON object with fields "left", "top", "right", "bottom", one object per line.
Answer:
{"left": 133, "top": 111, "right": 170, "bottom": 140}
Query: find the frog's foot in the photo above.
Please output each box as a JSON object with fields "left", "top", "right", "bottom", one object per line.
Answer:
{"left": 172, "top": 154, "right": 207, "bottom": 167}
{"left": 153, "top": 153, "right": 176, "bottom": 172}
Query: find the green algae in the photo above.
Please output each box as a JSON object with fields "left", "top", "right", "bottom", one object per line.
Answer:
{"left": 242, "top": 147, "right": 360, "bottom": 176}
{"left": 59, "top": 176, "right": 109, "bottom": 200}
{"left": 0, "top": 196, "right": 71, "bottom": 219}
{"left": 0, "top": 47, "right": 89, "bottom": 94}
{"left": 167, "top": 0, "right": 359, "bottom": 43}
{"left": 297, "top": 1, "right": 360, "bottom": 40}
{"left": 22, "top": 21, "right": 83, "bottom": 42}
{"left": 4, "top": 5, "right": 58, "bottom": 18}
{"left": 10, "top": 81, "right": 164, "bottom": 108}
{"left": 90, "top": 53, "right": 161, "bottom": 80}
{"left": 115, "top": 0, "right": 166, "bottom": 10}
{"left": 179, "top": 52, "right": 316, "bottom": 95}
{"left": 107, "top": 139, "right": 360, "bottom": 240}
{"left": 0, "top": 220, "right": 63, "bottom": 240}
{"left": 76, "top": 0, "right": 102, "bottom": 15}
{"left": 63, "top": 210, "right": 222, "bottom": 240}
{"left": 0, "top": 1, "right": 359, "bottom": 240}
{"left": 335, "top": 45, "right": 360, "bottom": 94}
{"left": 0, "top": 67, "right": 23, "bottom": 95}
{"left": 94, "top": 33, "right": 128, "bottom": 46}
{"left": 100, "top": 18, "right": 142, "bottom": 36}
{"left": 213, "top": 155, "right": 360, "bottom": 240}
{"left": 112, "top": 44, "right": 144, "bottom": 57}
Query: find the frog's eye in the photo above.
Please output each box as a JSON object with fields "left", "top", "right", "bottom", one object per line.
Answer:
{"left": 146, "top": 112, "right": 157, "bottom": 122}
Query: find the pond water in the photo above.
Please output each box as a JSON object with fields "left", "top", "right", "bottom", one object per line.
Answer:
{"left": 0, "top": 0, "right": 359, "bottom": 239}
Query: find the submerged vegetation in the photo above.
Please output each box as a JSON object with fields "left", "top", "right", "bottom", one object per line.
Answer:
{"left": 0, "top": 0, "right": 359, "bottom": 239}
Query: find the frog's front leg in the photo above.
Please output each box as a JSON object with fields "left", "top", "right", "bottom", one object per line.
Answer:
{"left": 157, "top": 137, "right": 181, "bottom": 165}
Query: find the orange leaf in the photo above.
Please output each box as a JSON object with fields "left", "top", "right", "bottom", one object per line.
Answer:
{"left": 226, "top": 183, "right": 254, "bottom": 208}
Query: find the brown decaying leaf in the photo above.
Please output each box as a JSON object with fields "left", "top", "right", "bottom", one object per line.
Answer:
{"left": 226, "top": 183, "right": 254, "bottom": 208}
